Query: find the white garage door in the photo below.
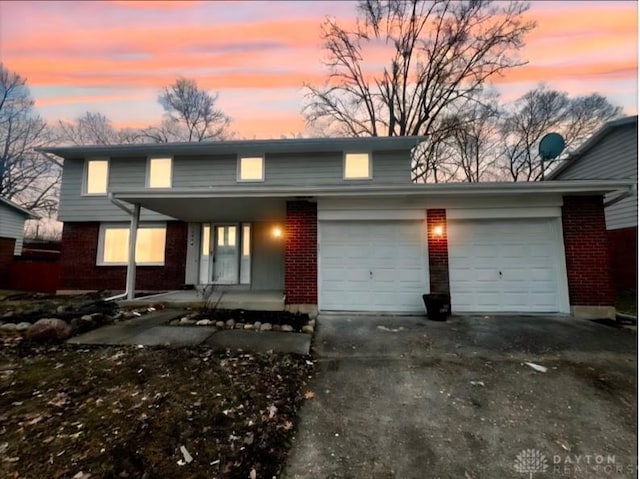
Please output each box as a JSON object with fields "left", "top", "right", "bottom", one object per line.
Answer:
{"left": 448, "top": 218, "right": 567, "bottom": 313}
{"left": 319, "top": 220, "right": 428, "bottom": 312}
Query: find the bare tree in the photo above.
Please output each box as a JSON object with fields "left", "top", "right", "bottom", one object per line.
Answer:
{"left": 444, "top": 96, "right": 502, "bottom": 182}
{"left": 499, "top": 86, "right": 622, "bottom": 181}
{"left": 0, "top": 63, "right": 60, "bottom": 216}
{"left": 58, "top": 112, "right": 148, "bottom": 145}
{"left": 147, "top": 78, "right": 231, "bottom": 142}
{"left": 304, "top": 0, "right": 535, "bottom": 181}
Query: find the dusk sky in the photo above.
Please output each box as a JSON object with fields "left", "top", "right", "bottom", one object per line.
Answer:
{"left": 0, "top": 0, "right": 637, "bottom": 139}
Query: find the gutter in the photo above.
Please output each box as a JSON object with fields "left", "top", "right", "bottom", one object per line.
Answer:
{"left": 603, "top": 183, "right": 636, "bottom": 208}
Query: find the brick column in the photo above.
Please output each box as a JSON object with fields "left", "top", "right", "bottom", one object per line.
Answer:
{"left": 285, "top": 201, "right": 317, "bottom": 305}
{"left": 561, "top": 196, "right": 615, "bottom": 314}
{"left": 427, "top": 209, "right": 450, "bottom": 294}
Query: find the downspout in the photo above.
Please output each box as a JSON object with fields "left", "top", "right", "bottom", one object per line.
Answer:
{"left": 105, "top": 194, "right": 140, "bottom": 301}
{"left": 603, "top": 183, "right": 636, "bottom": 208}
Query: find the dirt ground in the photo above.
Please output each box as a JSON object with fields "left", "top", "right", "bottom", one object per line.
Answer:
{"left": 0, "top": 341, "right": 313, "bottom": 479}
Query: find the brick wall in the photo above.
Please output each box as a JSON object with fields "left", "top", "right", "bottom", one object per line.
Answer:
{"left": 426, "top": 209, "right": 450, "bottom": 294}
{"left": 561, "top": 196, "right": 614, "bottom": 306}
{"left": 284, "top": 201, "right": 317, "bottom": 304}
{"left": 0, "top": 237, "right": 16, "bottom": 289}
{"left": 607, "top": 226, "right": 637, "bottom": 293}
{"left": 60, "top": 221, "right": 188, "bottom": 291}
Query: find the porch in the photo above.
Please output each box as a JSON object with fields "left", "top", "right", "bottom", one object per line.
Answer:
{"left": 119, "top": 289, "right": 285, "bottom": 311}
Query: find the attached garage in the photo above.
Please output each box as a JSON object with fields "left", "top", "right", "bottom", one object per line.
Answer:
{"left": 318, "top": 219, "right": 428, "bottom": 312}
{"left": 447, "top": 216, "right": 569, "bottom": 313}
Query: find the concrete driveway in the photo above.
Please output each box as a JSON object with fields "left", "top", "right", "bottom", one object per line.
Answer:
{"left": 284, "top": 315, "right": 637, "bottom": 479}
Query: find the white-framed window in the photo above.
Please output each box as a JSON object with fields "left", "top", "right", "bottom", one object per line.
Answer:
{"left": 238, "top": 156, "right": 264, "bottom": 182}
{"left": 84, "top": 159, "right": 109, "bottom": 195}
{"left": 147, "top": 157, "right": 172, "bottom": 188}
{"left": 97, "top": 223, "right": 167, "bottom": 266}
{"left": 344, "top": 152, "right": 371, "bottom": 180}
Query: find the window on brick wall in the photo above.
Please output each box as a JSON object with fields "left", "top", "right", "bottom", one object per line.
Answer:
{"left": 97, "top": 223, "right": 166, "bottom": 265}
{"left": 344, "top": 153, "right": 371, "bottom": 179}
{"left": 147, "top": 157, "right": 172, "bottom": 188}
{"left": 85, "top": 159, "right": 109, "bottom": 194}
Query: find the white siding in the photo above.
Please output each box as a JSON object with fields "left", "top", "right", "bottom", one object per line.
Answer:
{"left": 0, "top": 203, "right": 27, "bottom": 254}
{"left": 553, "top": 124, "right": 637, "bottom": 230}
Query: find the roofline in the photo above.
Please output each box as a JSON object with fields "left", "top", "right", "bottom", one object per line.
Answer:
{"left": 37, "top": 136, "right": 427, "bottom": 159}
{"left": 0, "top": 196, "right": 39, "bottom": 219}
{"left": 546, "top": 115, "right": 638, "bottom": 180}
{"left": 111, "top": 180, "right": 635, "bottom": 202}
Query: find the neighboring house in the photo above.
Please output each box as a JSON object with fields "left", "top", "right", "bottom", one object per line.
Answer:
{"left": 547, "top": 116, "right": 638, "bottom": 293}
{"left": 0, "top": 196, "right": 36, "bottom": 255}
{"left": 43, "top": 137, "right": 633, "bottom": 319}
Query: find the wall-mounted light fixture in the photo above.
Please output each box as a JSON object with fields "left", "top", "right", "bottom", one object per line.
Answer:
{"left": 272, "top": 226, "right": 283, "bottom": 239}
{"left": 433, "top": 225, "right": 444, "bottom": 237}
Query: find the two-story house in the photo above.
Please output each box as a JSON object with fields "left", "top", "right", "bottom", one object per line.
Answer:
{"left": 43, "top": 137, "right": 633, "bottom": 318}
{"left": 547, "top": 115, "right": 637, "bottom": 294}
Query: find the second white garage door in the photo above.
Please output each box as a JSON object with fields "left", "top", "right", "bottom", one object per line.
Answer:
{"left": 448, "top": 218, "right": 568, "bottom": 313}
{"left": 319, "top": 220, "right": 428, "bottom": 312}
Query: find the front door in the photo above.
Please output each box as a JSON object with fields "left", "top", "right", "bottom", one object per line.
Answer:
{"left": 213, "top": 225, "right": 239, "bottom": 284}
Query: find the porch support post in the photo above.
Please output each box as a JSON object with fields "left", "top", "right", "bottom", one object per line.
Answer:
{"left": 126, "top": 203, "right": 141, "bottom": 300}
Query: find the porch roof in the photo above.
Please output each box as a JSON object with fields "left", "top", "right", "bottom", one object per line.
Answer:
{"left": 110, "top": 179, "right": 634, "bottom": 222}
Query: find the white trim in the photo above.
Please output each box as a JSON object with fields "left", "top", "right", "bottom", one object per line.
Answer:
{"left": 318, "top": 209, "right": 426, "bottom": 221}
{"left": 237, "top": 155, "right": 265, "bottom": 182}
{"left": 146, "top": 156, "right": 173, "bottom": 188}
{"left": 96, "top": 221, "right": 167, "bottom": 266}
{"left": 343, "top": 152, "right": 372, "bottom": 180}
{"left": 82, "top": 158, "right": 110, "bottom": 196}
{"left": 446, "top": 206, "right": 561, "bottom": 220}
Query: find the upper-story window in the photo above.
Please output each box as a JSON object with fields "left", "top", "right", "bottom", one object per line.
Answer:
{"left": 238, "top": 156, "right": 264, "bottom": 182}
{"left": 85, "top": 159, "right": 109, "bottom": 195}
{"left": 344, "top": 152, "right": 371, "bottom": 180}
{"left": 147, "top": 157, "right": 172, "bottom": 188}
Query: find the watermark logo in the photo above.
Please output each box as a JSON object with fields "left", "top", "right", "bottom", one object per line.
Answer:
{"left": 515, "top": 449, "right": 549, "bottom": 478}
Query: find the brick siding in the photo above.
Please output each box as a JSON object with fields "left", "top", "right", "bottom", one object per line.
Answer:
{"left": 607, "top": 226, "right": 637, "bottom": 293}
{"left": 561, "top": 196, "right": 615, "bottom": 306}
{"left": 426, "top": 209, "right": 450, "bottom": 294}
{"left": 60, "top": 222, "right": 187, "bottom": 291}
{"left": 284, "top": 201, "right": 317, "bottom": 304}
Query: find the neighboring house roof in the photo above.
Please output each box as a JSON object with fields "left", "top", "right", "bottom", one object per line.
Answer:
{"left": 39, "top": 136, "right": 426, "bottom": 159}
{"left": 547, "top": 115, "right": 638, "bottom": 180}
{"left": 0, "top": 196, "right": 38, "bottom": 219}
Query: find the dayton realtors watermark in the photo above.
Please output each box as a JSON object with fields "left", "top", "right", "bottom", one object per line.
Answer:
{"left": 515, "top": 449, "right": 637, "bottom": 477}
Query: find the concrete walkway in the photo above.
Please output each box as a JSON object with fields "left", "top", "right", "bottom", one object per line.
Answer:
{"left": 68, "top": 309, "right": 311, "bottom": 354}
{"left": 283, "top": 314, "right": 637, "bottom": 478}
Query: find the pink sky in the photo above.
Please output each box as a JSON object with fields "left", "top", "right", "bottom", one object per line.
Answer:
{"left": 0, "top": 0, "right": 637, "bottom": 139}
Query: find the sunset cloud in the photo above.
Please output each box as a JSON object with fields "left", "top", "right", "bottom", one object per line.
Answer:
{"left": 0, "top": 0, "right": 636, "bottom": 137}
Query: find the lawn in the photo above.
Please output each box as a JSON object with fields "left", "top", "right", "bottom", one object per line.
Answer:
{"left": 0, "top": 339, "right": 313, "bottom": 478}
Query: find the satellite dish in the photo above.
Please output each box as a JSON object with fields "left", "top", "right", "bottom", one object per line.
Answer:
{"left": 539, "top": 133, "right": 565, "bottom": 161}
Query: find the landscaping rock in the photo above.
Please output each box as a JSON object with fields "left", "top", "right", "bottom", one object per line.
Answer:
{"left": 216, "top": 321, "right": 225, "bottom": 328}
{"left": 281, "top": 325, "right": 294, "bottom": 332}
{"left": 226, "top": 319, "right": 235, "bottom": 329}
{"left": 235, "top": 323, "right": 245, "bottom": 329}
{"left": 1, "top": 311, "right": 14, "bottom": 319}
{"left": 244, "top": 323, "right": 255, "bottom": 330}
{"left": 26, "top": 318, "right": 73, "bottom": 341}
{"left": 254, "top": 321, "right": 261, "bottom": 330}
{"left": 196, "top": 319, "right": 213, "bottom": 326}
{"left": 0, "top": 323, "right": 18, "bottom": 332}
{"left": 15, "top": 322, "right": 31, "bottom": 332}
{"left": 169, "top": 319, "right": 181, "bottom": 326}
{"left": 272, "top": 324, "right": 281, "bottom": 332}
{"left": 302, "top": 325, "right": 314, "bottom": 334}
{"left": 260, "top": 323, "right": 273, "bottom": 331}
{"left": 307, "top": 319, "right": 316, "bottom": 328}
{"left": 179, "top": 317, "right": 196, "bottom": 325}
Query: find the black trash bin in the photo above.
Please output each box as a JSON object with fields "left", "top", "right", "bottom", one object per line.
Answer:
{"left": 423, "top": 293, "right": 451, "bottom": 321}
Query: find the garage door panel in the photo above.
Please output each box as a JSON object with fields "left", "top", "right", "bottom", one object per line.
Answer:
{"left": 319, "top": 220, "right": 428, "bottom": 312}
{"left": 448, "top": 218, "right": 565, "bottom": 313}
